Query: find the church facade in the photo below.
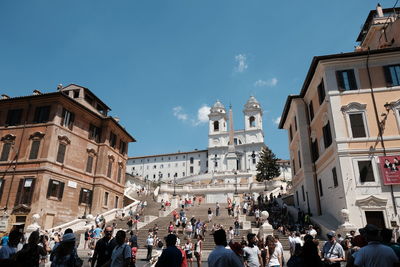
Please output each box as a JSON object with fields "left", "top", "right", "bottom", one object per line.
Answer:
{"left": 127, "top": 96, "right": 288, "bottom": 184}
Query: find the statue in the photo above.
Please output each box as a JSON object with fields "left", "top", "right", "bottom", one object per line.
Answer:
{"left": 26, "top": 213, "right": 41, "bottom": 233}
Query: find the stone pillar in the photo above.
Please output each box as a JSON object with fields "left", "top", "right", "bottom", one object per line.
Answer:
{"left": 337, "top": 209, "right": 357, "bottom": 236}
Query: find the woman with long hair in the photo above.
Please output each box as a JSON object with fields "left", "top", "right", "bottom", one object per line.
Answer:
{"left": 265, "top": 235, "right": 282, "bottom": 267}
{"left": 184, "top": 238, "right": 194, "bottom": 267}
{"left": 194, "top": 235, "right": 203, "bottom": 267}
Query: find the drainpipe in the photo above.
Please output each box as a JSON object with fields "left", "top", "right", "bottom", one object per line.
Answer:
{"left": 366, "top": 48, "right": 397, "bottom": 216}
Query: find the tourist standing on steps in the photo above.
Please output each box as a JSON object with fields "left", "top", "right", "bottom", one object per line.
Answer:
{"left": 185, "top": 238, "right": 194, "bottom": 267}
{"left": 91, "top": 226, "right": 116, "bottom": 267}
{"left": 234, "top": 218, "right": 240, "bottom": 236}
{"left": 146, "top": 234, "right": 154, "bottom": 261}
{"left": 194, "top": 235, "right": 203, "bottom": 267}
{"left": 104, "top": 230, "right": 131, "bottom": 267}
{"left": 208, "top": 208, "right": 213, "bottom": 222}
{"left": 216, "top": 202, "right": 220, "bottom": 217}
{"left": 321, "top": 231, "right": 344, "bottom": 267}
{"left": 243, "top": 233, "right": 262, "bottom": 267}
{"left": 155, "top": 234, "right": 182, "bottom": 267}
{"left": 208, "top": 229, "right": 243, "bottom": 267}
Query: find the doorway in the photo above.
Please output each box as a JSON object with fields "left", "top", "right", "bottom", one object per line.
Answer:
{"left": 365, "top": 211, "right": 385, "bottom": 229}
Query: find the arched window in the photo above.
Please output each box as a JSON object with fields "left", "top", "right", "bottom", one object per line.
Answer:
{"left": 249, "top": 116, "right": 256, "bottom": 127}
{"left": 213, "top": 121, "right": 219, "bottom": 131}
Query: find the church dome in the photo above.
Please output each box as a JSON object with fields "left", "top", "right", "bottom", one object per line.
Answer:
{"left": 210, "top": 100, "right": 226, "bottom": 113}
{"left": 244, "top": 96, "right": 261, "bottom": 110}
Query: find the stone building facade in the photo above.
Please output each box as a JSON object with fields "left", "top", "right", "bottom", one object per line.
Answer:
{"left": 279, "top": 5, "right": 400, "bottom": 231}
{"left": 0, "top": 84, "right": 135, "bottom": 231}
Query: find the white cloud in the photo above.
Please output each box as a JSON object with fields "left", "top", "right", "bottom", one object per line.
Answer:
{"left": 172, "top": 106, "right": 188, "bottom": 121}
{"left": 197, "top": 105, "right": 210, "bottom": 124}
{"left": 273, "top": 116, "right": 281, "bottom": 125}
{"left": 234, "top": 54, "right": 248, "bottom": 73}
{"left": 173, "top": 105, "right": 211, "bottom": 126}
{"left": 254, "top": 78, "right": 278, "bottom": 87}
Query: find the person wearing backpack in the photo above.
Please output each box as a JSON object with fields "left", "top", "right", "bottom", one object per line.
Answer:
{"left": 107, "top": 230, "right": 131, "bottom": 267}
{"left": 0, "top": 230, "right": 22, "bottom": 264}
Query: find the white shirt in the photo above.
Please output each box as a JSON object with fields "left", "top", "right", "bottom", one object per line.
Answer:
{"left": 243, "top": 246, "right": 260, "bottom": 267}
{"left": 146, "top": 237, "right": 154, "bottom": 246}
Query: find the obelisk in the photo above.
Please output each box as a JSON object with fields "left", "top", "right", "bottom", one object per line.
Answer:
{"left": 226, "top": 105, "right": 237, "bottom": 171}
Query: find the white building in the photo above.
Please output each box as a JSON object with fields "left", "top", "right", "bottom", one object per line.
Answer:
{"left": 127, "top": 96, "right": 290, "bottom": 184}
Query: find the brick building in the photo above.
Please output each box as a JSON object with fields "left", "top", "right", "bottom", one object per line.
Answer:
{"left": 0, "top": 84, "right": 135, "bottom": 231}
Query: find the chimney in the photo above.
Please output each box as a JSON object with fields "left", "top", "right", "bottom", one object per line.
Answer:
{"left": 57, "top": 84, "right": 63, "bottom": 90}
{"left": 114, "top": 116, "right": 120, "bottom": 122}
{"left": 33, "top": 89, "right": 42, "bottom": 95}
{"left": 377, "top": 3, "right": 384, "bottom": 17}
{"left": 1, "top": 94, "right": 10, "bottom": 99}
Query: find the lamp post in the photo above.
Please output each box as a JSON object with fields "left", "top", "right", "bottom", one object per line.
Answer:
{"left": 234, "top": 171, "right": 238, "bottom": 195}
{"left": 173, "top": 173, "right": 177, "bottom": 196}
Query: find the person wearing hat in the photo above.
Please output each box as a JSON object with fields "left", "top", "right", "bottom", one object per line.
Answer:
{"left": 321, "top": 231, "right": 344, "bottom": 267}
{"left": 50, "top": 233, "right": 83, "bottom": 266}
{"left": 207, "top": 229, "right": 242, "bottom": 267}
{"left": 243, "top": 233, "right": 262, "bottom": 267}
{"left": 353, "top": 224, "right": 399, "bottom": 267}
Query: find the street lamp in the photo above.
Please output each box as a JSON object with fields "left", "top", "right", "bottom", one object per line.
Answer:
{"left": 234, "top": 171, "right": 238, "bottom": 195}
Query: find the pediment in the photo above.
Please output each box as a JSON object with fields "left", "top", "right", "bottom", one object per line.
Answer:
{"left": 341, "top": 102, "right": 367, "bottom": 113}
{"left": 12, "top": 204, "right": 31, "bottom": 214}
{"left": 355, "top": 195, "right": 387, "bottom": 207}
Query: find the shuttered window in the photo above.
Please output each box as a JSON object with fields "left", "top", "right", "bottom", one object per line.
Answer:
{"left": 309, "top": 101, "right": 314, "bottom": 121}
{"left": 107, "top": 161, "right": 112, "bottom": 178}
{"left": 323, "top": 122, "right": 332, "bottom": 148}
{"left": 86, "top": 155, "right": 94, "bottom": 173}
{"left": 117, "top": 166, "right": 122, "bottom": 183}
{"left": 104, "top": 192, "right": 109, "bottom": 206}
{"left": 358, "top": 160, "right": 375, "bottom": 182}
{"left": 109, "top": 132, "right": 117, "bottom": 148}
{"left": 29, "top": 140, "right": 41, "bottom": 160}
{"left": 311, "top": 139, "right": 319, "bottom": 162}
{"left": 318, "top": 179, "right": 323, "bottom": 196}
{"left": 46, "top": 179, "right": 65, "bottom": 200}
{"left": 0, "top": 143, "right": 12, "bottom": 161}
{"left": 298, "top": 150, "right": 302, "bottom": 169}
{"left": 294, "top": 116, "right": 298, "bottom": 131}
{"left": 384, "top": 65, "right": 400, "bottom": 86}
{"left": 289, "top": 125, "right": 293, "bottom": 141}
{"left": 296, "top": 191, "right": 299, "bottom": 206}
{"left": 301, "top": 185, "right": 305, "bottom": 201}
{"left": 56, "top": 143, "right": 66, "bottom": 163}
{"left": 114, "top": 196, "right": 119, "bottom": 209}
{"left": 119, "top": 140, "right": 126, "bottom": 154}
{"left": 332, "top": 167, "right": 338, "bottom": 187}
{"left": 336, "top": 70, "right": 357, "bottom": 90}
{"left": 33, "top": 106, "right": 50, "bottom": 123}
{"left": 15, "top": 178, "right": 36, "bottom": 205}
{"left": 318, "top": 80, "right": 326, "bottom": 105}
{"left": 79, "top": 188, "right": 92, "bottom": 205}
{"left": 61, "top": 109, "right": 75, "bottom": 130}
{"left": 89, "top": 124, "right": 101, "bottom": 143}
{"left": 349, "top": 113, "right": 366, "bottom": 138}
{"left": 6, "top": 109, "right": 23, "bottom": 126}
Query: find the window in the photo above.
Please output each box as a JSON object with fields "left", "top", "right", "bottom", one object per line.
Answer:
{"left": 104, "top": 192, "right": 109, "bottom": 206}
{"left": 89, "top": 124, "right": 101, "bottom": 143}
{"left": 168, "top": 173, "right": 170, "bottom": 178}
{"left": 318, "top": 80, "right": 326, "bottom": 105}
{"left": 117, "top": 166, "right": 122, "bottom": 183}
{"left": 292, "top": 159, "right": 296, "bottom": 175}
{"left": 79, "top": 188, "right": 92, "bottom": 205}
{"left": 249, "top": 116, "right": 256, "bottom": 127}
{"left": 289, "top": 125, "right": 293, "bottom": 141}
{"left": 301, "top": 185, "right": 305, "bottom": 201}
{"left": 332, "top": 167, "right": 338, "bottom": 188}
{"left": 15, "top": 178, "right": 36, "bottom": 205}
{"left": 349, "top": 113, "right": 367, "bottom": 138}
{"left": 336, "top": 69, "right": 357, "bottom": 90}
{"left": 198, "top": 161, "right": 201, "bottom": 166}
{"left": 213, "top": 121, "right": 219, "bottom": 131}
{"left": 252, "top": 158, "right": 256, "bottom": 164}
{"left": 73, "top": 90, "right": 80, "bottom": 98}
{"left": 46, "top": 179, "right": 65, "bottom": 200}
{"left": 294, "top": 116, "right": 297, "bottom": 131}
{"left": 0, "top": 143, "right": 12, "bottom": 162}
{"left": 0, "top": 179, "right": 5, "bottom": 201}
{"left": 311, "top": 139, "right": 319, "bottom": 163}
{"left": 190, "top": 157, "right": 194, "bottom": 164}
{"left": 115, "top": 196, "right": 119, "bottom": 209}
{"left": 33, "top": 106, "right": 51, "bottom": 123}
{"left": 190, "top": 166, "right": 194, "bottom": 174}
{"left": 318, "top": 179, "right": 323, "bottom": 196}
{"left": 61, "top": 109, "right": 74, "bottom": 130}
{"left": 119, "top": 140, "right": 126, "bottom": 154}
{"left": 384, "top": 64, "right": 400, "bottom": 86}
{"left": 358, "top": 160, "right": 375, "bottom": 182}
{"left": 309, "top": 101, "right": 314, "bottom": 121}
{"left": 182, "top": 172, "right": 185, "bottom": 176}
{"left": 29, "top": 140, "right": 41, "bottom": 160}
{"left": 214, "top": 161, "right": 218, "bottom": 167}
{"left": 109, "top": 132, "right": 117, "bottom": 148}
{"left": 296, "top": 191, "right": 299, "bottom": 206}
{"left": 86, "top": 155, "right": 94, "bottom": 173}
{"left": 107, "top": 161, "right": 113, "bottom": 178}
{"left": 322, "top": 121, "right": 332, "bottom": 148}
{"left": 6, "top": 109, "right": 23, "bottom": 126}
{"left": 56, "top": 143, "right": 66, "bottom": 164}
{"left": 298, "top": 150, "right": 302, "bottom": 168}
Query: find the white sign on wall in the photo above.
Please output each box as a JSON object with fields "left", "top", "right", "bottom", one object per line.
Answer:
{"left": 68, "top": 181, "right": 77, "bottom": 188}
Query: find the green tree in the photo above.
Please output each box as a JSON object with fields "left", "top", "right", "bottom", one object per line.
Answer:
{"left": 256, "top": 146, "right": 281, "bottom": 183}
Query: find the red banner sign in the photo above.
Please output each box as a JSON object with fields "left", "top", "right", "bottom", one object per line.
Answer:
{"left": 379, "top": 156, "right": 400, "bottom": 185}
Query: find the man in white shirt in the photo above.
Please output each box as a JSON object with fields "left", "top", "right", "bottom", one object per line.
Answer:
{"left": 208, "top": 229, "right": 242, "bottom": 267}
{"left": 146, "top": 234, "right": 154, "bottom": 261}
{"left": 308, "top": 225, "right": 317, "bottom": 238}
{"left": 243, "top": 233, "right": 262, "bottom": 267}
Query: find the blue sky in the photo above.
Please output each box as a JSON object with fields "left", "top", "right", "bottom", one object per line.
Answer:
{"left": 0, "top": 1, "right": 394, "bottom": 159}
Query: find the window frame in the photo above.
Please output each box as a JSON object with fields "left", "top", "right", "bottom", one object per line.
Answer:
{"left": 6, "top": 109, "right": 23, "bottom": 126}
{"left": 353, "top": 158, "right": 380, "bottom": 186}
{"left": 383, "top": 64, "right": 400, "bottom": 87}
{"left": 79, "top": 188, "right": 92, "bottom": 205}
{"left": 332, "top": 167, "right": 339, "bottom": 188}
{"left": 348, "top": 112, "right": 368, "bottom": 138}
{"left": 46, "top": 179, "right": 65, "bottom": 200}
{"left": 33, "top": 106, "right": 51, "bottom": 123}
{"left": 61, "top": 108, "right": 75, "bottom": 130}
{"left": 341, "top": 103, "right": 369, "bottom": 139}
{"left": 336, "top": 69, "right": 358, "bottom": 91}
{"left": 15, "top": 177, "right": 36, "bottom": 206}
